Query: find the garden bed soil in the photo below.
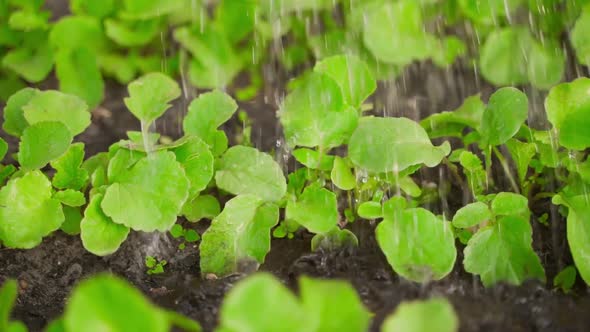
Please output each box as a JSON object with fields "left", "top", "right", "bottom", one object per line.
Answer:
{"left": 1, "top": 61, "right": 590, "bottom": 332}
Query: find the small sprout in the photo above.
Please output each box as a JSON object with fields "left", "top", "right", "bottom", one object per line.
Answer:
{"left": 145, "top": 256, "right": 167, "bottom": 275}
{"left": 554, "top": 266, "right": 577, "bottom": 293}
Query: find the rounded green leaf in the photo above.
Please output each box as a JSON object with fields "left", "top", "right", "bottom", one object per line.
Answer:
{"left": 572, "top": 8, "right": 590, "bottom": 65}
{"left": 70, "top": 0, "right": 115, "bottom": 18}
{"left": 314, "top": 55, "right": 376, "bottom": 108}
{"left": 53, "top": 190, "right": 86, "bottom": 207}
{"left": 61, "top": 206, "right": 83, "bottom": 235}
{"left": 299, "top": 276, "right": 370, "bottom": 332}
{"left": 0, "top": 171, "right": 64, "bottom": 248}
{"left": 452, "top": 202, "right": 491, "bottom": 229}
{"left": 218, "top": 273, "right": 307, "bottom": 332}
{"left": 363, "top": 1, "right": 435, "bottom": 65}
{"left": 49, "top": 16, "right": 105, "bottom": 51}
{"left": 64, "top": 274, "right": 168, "bottom": 332}
{"left": 170, "top": 136, "right": 214, "bottom": 197}
{"left": 331, "top": 156, "right": 356, "bottom": 190}
{"left": 479, "top": 27, "right": 530, "bottom": 86}
{"left": 279, "top": 72, "right": 357, "bottom": 148}
{"left": 215, "top": 146, "right": 286, "bottom": 202}
{"left": 81, "top": 194, "right": 130, "bottom": 256}
{"left": 51, "top": 143, "right": 89, "bottom": 190}
{"left": 311, "top": 227, "right": 359, "bottom": 252}
{"left": 376, "top": 208, "right": 456, "bottom": 282}
{"left": 105, "top": 19, "right": 159, "bottom": 47}
{"left": 357, "top": 201, "right": 383, "bottom": 219}
{"left": 545, "top": 78, "right": 590, "bottom": 131}
{"left": 464, "top": 215, "right": 545, "bottom": 287}
{"left": 101, "top": 151, "right": 190, "bottom": 232}
{"left": 381, "top": 298, "right": 458, "bottom": 332}
{"left": 558, "top": 104, "right": 590, "bottom": 150}
{"left": 18, "top": 121, "right": 73, "bottom": 170}
{"left": 286, "top": 185, "right": 339, "bottom": 234}
{"left": 480, "top": 87, "right": 528, "bottom": 146}
{"left": 183, "top": 90, "right": 238, "bottom": 140}
{"left": 527, "top": 39, "right": 564, "bottom": 89}
{"left": 181, "top": 194, "right": 221, "bottom": 222}
{"left": 490, "top": 192, "right": 529, "bottom": 217}
{"left": 55, "top": 48, "right": 104, "bottom": 109}
{"left": 349, "top": 117, "right": 450, "bottom": 173}
{"left": 2, "top": 87, "right": 37, "bottom": 137}
{"left": 22, "top": 90, "right": 90, "bottom": 136}
{"left": 2, "top": 42, "right": 54, "bottom": 83}
{"left": 200, "top": 196, "right": 279, "bottom": 277}
{"left": 120, "top": 0, "right": 184, "bottom": 19}
{"left": 458, "top": 0, "right": 523, "bottom": 25}
{"left": 124, "top": 73, "right": 181, "bottom": 124}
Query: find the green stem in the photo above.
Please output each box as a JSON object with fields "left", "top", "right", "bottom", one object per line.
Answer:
{"left": 485, "top": 145, "right": 492, "bottom": 190}
{"left": 165, "top": 310, "right": 202, "bottom": 332}
{"left": 141, "top": 120, "right": 152, "bottom": 155}
{"left": 492, "top": 146, "right": 520, "bottom": 194}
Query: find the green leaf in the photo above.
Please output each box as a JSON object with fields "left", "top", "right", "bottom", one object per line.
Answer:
{"left": 480, "top": 87, "right": 528, "bottom": 146}
{"left": 2, "top": 87, "right": 37, "bottom": 137}
{"left": 218, "top": 273, "right": 307, "bottom": 332}
{"left": 54, "top": 189, "right": 86, "bottom": 207}
{"left": 18, "top": 121, "right": 73, "bottom": 170}
{"left": 381, "top": 298, "right": 458, "bottom": 332}
{"left": 432, "top": 36, "right": 466, "bottom": 68}
{"left": 70, "top": 0, "right": 115, "bottom": 18}
{"left": 299, "top": 276, "right": 370, "bottom": 332}
{"left": 0, "top": 279, "right": 18, "bottom": 331}
{"left": 2, "top": 41, "right": 54, "bottom": 83}
{"left": 553, "top": 265, "right": 577, "bottom": 293}
{"left": 527, "top": 39, "right": 564, "bottom": 89}
{"left": 22, "top": 90, "right": 90, "bottom": 136}
{"left": 363, "top": 1, "right": 435, "bottom": 66}
{"left": 55, "top": 48, "right": 104, "bottom": 109}
{"left": 357, "top": 201, "right": 383, "bottom": 219}
{"left": 464, "top": 215, "right": 545, "bottom": 286}
{"left": 479, "top": 27, "right": 531, "bottom": 86}
{"left": 292, "top": 148, "right": 334, "bottom": 171}
{"left": 105, "top": 19, "right": 159, "bottom": 47}
{"left": 124, "top": 72, "right": 181, "bottom": 124}
{"left": 170, "top": 136, "right": 214, "bottom": 197}
{"left": 349, "top": 117, "right": 450, "bottom": 173}
{"left": 174, "top": 26, "right": 242, "bottom": 89}
{"left": 181, "top": 195, "right": 221, "bottom": 222}
{"left": 421, "top": 94, "right": 484, "bottom": 138}
{"left": 331, "top": 156, "right": 356, "bottom": 190}
{"left": 101, "top": 151, "right": 190, "bottom": 232}
{"left": 182, "top": 90, "right": 237, "bottom": 153}
{"left": 505, "top": 139, "right": 536, "bottom": 184}
{"left": 459, "top": 151, "right": 486, "bottom": 196}
{"left": 51, "top": 143, "right": 89, "bottom": 190}
{"left": 311, "top": 227, "right": 359, "bottom": 252}
{"left": 0, "top": 171, "right": 64, "bottom": 248}
{"left": 81, "top": 194, "right": 130, "bottom": 256}
{"left": 0, "top": 74, "right": 26, "bottom": 103}
{"left": 279, "top": 72, "right": 357, "bottom": 149}
{"left": 314, "top": 55, "right": 376, "bottom": 109}
{"left": 286, "top": 185, "right": 339, "bottom": 234}
{"left": 61, "top": 206, "right": 82, "bottom": 235}
{"left": 8, "top": 10, "right": 49, "bottom": 30}
{"left": 553, "top": 193, "right": 590, "bottom": 285}
{"left": 49, "top": 16, "right": 105, "bottom": 51}
{"left": 572, "top": 8, "right": 590, "bottom": 66}
{"left": 459, "top": 0, "right": 523, "bottom": 24}
{"left": 215, "top": 146, "right": 286, "bottom": 202}
{"left": 452, "top": 202, "right": 491, "bottom": 229}
{"left": 200, "top": 195, "right": 279, "bottom": 277}
{"left": 120, "top": 0, "right": 184, "bottom": 19}
{"left": 64, "top": 274, "right": 170, "bottom": 332}
{"left": 214, "top": 0, "right": 256, "bottom": 44}
{"left": 377, "top": 207, "right": 456, "bottom": 282}
{"left": 0, "top": 138, "right": 7, "bottom": 162}
{"left": 490, "top": 192, "right": 529, "bottom": 218}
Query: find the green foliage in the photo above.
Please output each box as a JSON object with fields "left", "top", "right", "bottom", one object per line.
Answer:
{"left": 81, "top": 194, "right": 130, "bottom": 256}
{"left": 145, "top": 256, "right": 167, "bottom": 275}
{"left": 182, "top": 195, "right": 221, "bottom": 222}
{"left": 63, "top": 274, "right": 200, "bottom": 332}
{"left": 286, "top": 185, "right": 339, "bottom": 234}
{"left": 51, "top": 143, "right": 89, "bottom": 190}
{"left": 571, "top": 6, "right": 590, "bottom": 65}
{"left": 381, "top": 298, "right": 458, "bottom": 332}
{"left": 377, "top": 203, "right": 457, "bottom": 282}
{"left": 553, "top": 192, "right": 590, "bottom": 285}
{"left": 3, "top": 87, "right": 37, "bottom": 137}
{"left": 349, "top": 117, "right": 450, "bottom": 173}
{"left": 311, "top": 227, "right": 358, "bottom": 252}
{"left": 124, "top": 72, "right": 180, "bottom": 124}
{"left": 0, "top": 171, "right": 64, "bottom": 248}
{"left": 215, "top": 146, "right": 286, "bottom": 202}
{"left": 21, "top": 90, "right": 90, "bottom": 136}
{"left": 545, "top": 78, "right": 590, "bottom": 150}
{"left": 330, "top": 156, "right": 356, "bottom": 190}
{"left": 18, "top": 121, "right": 72, "bottom": 170}
{"left": 456, "top": 194, "right": 545, "bottom": 286}
{"left": 101, "top": 150, "right": 190, "bottom": 232}
{"left": 0, "top": 279, "right": 27, "bottom": 332}
{"left": 200, "top": 195, "right": 279, "bottom": 277}
{"left": 421, "top": 94, "right": 484, "bottom": 138}
{"left": 170, "top": 136, "right": 214, "bottom": 198}
{"left": 182, "top": 90, "right": 238, "bottom": 155}
{"left": 553, "top": 265, "right": 577, "bottom": 293}
{"left": 480, "top": 87, "right": 528, "bottom": 146}
{"left": 218, "top": 273, "right": 369, "bottom": 332}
